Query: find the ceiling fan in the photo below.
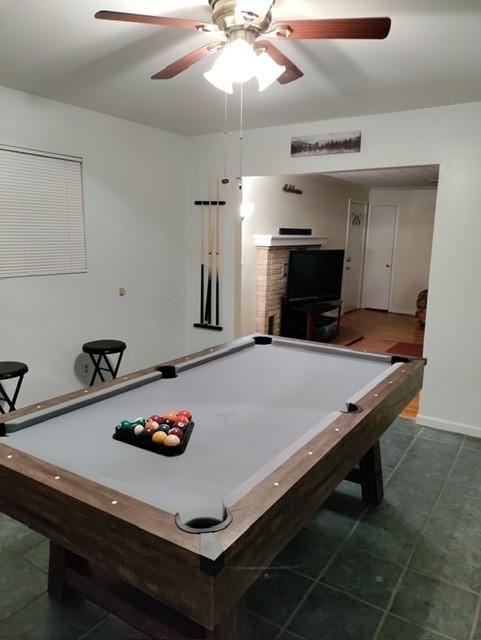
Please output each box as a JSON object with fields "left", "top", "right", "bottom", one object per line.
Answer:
{"left": 95, "top": 1, "right": 391, "bottom": 93}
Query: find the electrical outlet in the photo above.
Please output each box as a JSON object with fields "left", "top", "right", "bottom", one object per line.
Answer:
{"left": 83, "top": 363, "right": 90, "bottom": 375}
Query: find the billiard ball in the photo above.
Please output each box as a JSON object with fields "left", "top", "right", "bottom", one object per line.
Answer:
{"left": 133, "top": 417, "right": 146, "bottom": 427}
{"left": 158, "top": 423, "right": 171, "bottom": 434}
{"left": 119, "top": 420, "right": 132, "bottom": 429}
{"left": 149, "top": 414, "right": 163, "bottom": 424}
{"left": 168, "top": 427, "right": 184, "bottom": 438}
{"left": 175, "top": 416, "right": 190, "bottom": 427}
{"left": 162, "top": 419, "right": 174, "bottom": 428}
{"left": 176, "top": 410, "right": 192, "bottom": 421}
{"left": 172, "top": 421, "right": 188, "bottom": 432}
{"left": 165, "top": 412, "right": 178, "bottom": 423}
{"left": 152, "top": 431, "right": 167, "bottom": 444}
{"left": 133, "top": 424, "right": 144, "bottom": 437}
{"left": 163, "top": 434, "right": 181, "bottom": 447}
{"left": 145, "top": 419, "right": 160, "bottom": 431}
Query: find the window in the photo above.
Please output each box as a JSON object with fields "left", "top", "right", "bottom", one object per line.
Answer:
{"left": 0, "top": 145, "right": 87, "bottom": 278}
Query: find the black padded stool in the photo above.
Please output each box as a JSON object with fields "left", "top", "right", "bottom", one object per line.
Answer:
{"left": 0, "top": 362, "right": 28, "bottom": 414}
{"left": 82, "top": 340, "right": 126, "bottom": 387}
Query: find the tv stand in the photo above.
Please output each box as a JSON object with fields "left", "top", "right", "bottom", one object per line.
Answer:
{"left": 281, "top": 299, "right": 342, "bottom": 342}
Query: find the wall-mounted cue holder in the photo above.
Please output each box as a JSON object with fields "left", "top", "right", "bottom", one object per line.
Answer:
{"left": 194, "top": 201, "right": 226, "bottom": 206}
{"left": 193, "top": 198, "right": 225, "bottom": 332}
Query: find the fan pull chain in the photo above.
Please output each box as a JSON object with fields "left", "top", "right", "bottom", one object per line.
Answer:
{"left": 223, "top": 92, "right": 228, "bottom": 183}
{"left": 239, "top": 82, "right": 244, "bottom": 193}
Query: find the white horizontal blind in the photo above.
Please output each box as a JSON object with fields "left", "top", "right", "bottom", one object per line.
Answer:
{"left": 0, "top": 146, "right": 86, "bottom": 278}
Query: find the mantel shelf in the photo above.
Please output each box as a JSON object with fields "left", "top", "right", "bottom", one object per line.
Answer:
{"left": 254, "top": 234, "right": 328, "bottom": 248}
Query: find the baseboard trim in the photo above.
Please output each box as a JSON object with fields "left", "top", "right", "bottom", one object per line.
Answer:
{"left": 416, "top": 414, "right": 481, "bottom": 439}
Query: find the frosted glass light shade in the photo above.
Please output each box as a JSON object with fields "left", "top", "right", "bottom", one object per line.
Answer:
{"left": 255, "top": 51, "right": 286, "bottom": 91}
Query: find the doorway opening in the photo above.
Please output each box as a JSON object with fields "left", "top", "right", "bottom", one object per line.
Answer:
{"left": 239, "top": 165, "right": 438, "bottom": 416}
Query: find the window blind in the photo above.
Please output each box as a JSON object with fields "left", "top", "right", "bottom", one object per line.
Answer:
{"left": 0, "top": 146, "right": 87, "bottom": 278}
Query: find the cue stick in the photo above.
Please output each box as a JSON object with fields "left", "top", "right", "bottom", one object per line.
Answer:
{"left": 199, "top": 201, "right": 205, "bottom": 324}
{"left": 215, "top": 177, "right": 221, "bottom": 326}
{"left": 204, "top": 179, "right": 213, "bottom": 324}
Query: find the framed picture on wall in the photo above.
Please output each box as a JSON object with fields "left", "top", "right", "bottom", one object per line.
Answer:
{"left": 291, "top": 131, "right": 362, "bottom": 157}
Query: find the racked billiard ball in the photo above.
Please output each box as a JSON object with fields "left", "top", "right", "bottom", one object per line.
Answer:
{"left": 145, "top": 419, "right": 160, "bottom": 432}
{"left": 119, "top": 420, "right": 132, "bottom": 430}
{"left": 177, "top": 410, "right": 192, "bottom": 421}
{"left": 152, "top": 431, "right": 167, "bottom": 444}
{"left": 149, "top": 414, "right": 163, "bottom": 424}
{"left": 172, "top": 421, "right": 188, "bottom": 432}
{"left": 163, "top": 434, "right": 181, "bottom": 447}
{"left": 168, "top": 427, "right": 184, "bottom": 439}
{"left": 175, "top": 415, "right": 190, "bottom": 427}
{"left": 158, "top": 423, "right": 171, "bottom": 434}
{"left": 133, "top": 417, "right": 146, "bottom": 427}
{"left": 133, "top": 424, "right": 145, "bottom": 437}
{"left": 164, "top": 412, "right": 178, "bottom": 423}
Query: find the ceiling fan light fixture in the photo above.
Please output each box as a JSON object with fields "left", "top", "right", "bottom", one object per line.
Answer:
{"left": 203, "top": 67, "right": 234, "bottom": 93}
{"left": 204, "top": 37, "right": 258, "bottom": 92}
{"left": 255, "top": 51, "right": 285, "bottom": 91}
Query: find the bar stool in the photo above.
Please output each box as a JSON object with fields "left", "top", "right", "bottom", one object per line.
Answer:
{"left": 82, "top": 340, "right": 126, "bottom": 387}
{"left": 0, "top": 362, "right": 28, "bottom": 414}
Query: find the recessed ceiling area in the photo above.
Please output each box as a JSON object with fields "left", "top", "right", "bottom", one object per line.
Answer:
{"left": 0, "top": 1, "right": 480, "bottom": 135}
{"left": 325, "top": 164, "right": 439, "bottom": 189}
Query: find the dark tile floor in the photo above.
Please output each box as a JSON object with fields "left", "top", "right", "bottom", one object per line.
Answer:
{"left": 1, "top": 418, "right": 481, "bottom": 640}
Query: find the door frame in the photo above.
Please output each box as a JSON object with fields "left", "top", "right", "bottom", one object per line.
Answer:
{"left": 342, "top": 199, "right": 369, "bottom": 312}
{"left": 361, "top": 203, "right": 400, "bottom": 311}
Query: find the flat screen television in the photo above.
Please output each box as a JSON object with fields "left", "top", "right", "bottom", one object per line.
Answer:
{"left": 286, "top": 249, "right": 344, "bottom": 302}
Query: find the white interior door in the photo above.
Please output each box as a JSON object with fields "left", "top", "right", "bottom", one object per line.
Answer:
{"left": 363, "top": 205, "right": 397, "bottom": 310}
{"left": 343, "top": 201, "right": 368, "bottom": 312}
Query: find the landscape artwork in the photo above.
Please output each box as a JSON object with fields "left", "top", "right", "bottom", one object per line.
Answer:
{"left": 291, "top": 131, "right": 362, "bottom": 157}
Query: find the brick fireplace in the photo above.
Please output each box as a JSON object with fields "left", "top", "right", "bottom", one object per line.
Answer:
{"left": 255, "top": 235, "right": 328, "bottom": 335}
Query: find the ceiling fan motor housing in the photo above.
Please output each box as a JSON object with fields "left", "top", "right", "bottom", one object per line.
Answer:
{"left": 209, "top": 0, "right": 273, "bottom": 36}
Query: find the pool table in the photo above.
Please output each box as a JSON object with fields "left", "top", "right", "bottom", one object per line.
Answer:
{"left": 0, "top": 335, "right": 424, "bottom": 639}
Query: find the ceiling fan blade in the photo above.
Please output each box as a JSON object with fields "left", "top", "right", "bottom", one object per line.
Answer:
{"left": 271, "top": 17, "right": 391, "bottom": 40}
{"left": 95, "top": 10, "right": 217, "bottom": 33}
{"left": 256, "top": 41, "right": 304, "bottom": 85}
{"left": 151, "top": 42, "right": 224, "bottom": 79}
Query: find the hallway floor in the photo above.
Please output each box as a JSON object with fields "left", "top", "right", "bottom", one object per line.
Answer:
{"left": 340, "top": 310, "right": 424, "bottom": 419}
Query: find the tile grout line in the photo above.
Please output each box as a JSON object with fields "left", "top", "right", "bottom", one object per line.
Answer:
{"left": 370, "top": 434, "right": 467, "bottom": 640}
{"left": 386, "top": 611, "right": 459, "bottom": 640}
{"left": 0, "top": 590, "right": 47, "bottom": 631}
{"left": 272, "top": 422, "right": 424, "bottom": 640}
{"left": 77, "top": 613, "right": 112, "bottom": 640}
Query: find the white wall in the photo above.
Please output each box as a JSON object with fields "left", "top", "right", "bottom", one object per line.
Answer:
{"left": 241, "top": 174, "right": 368, "bottom": 335}
{"left": 187, "top": 101, "right": 481, "bottom": 437}
{"left": 0, "top": 85, "right": 188, "bottom": 405}
{"left": 368, "top": 188, "right": 437, "bottom": 315}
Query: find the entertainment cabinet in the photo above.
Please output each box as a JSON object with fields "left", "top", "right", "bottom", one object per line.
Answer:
{"left": 281, "top": 299, "right": 342, "bottom": 342}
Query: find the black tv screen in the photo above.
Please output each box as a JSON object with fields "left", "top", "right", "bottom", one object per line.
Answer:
{"left": 286, "top": 250, "right": 344, "bottom": 302}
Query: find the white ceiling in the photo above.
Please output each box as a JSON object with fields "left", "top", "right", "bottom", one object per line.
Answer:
{"left": 326, "top": 164, "right": 439, "bottom": 188}
{"left": 1, "top": 1, "right": 481, "bottom": 136}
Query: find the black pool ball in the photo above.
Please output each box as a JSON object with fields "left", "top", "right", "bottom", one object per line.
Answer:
{"left": 163, "top": 419, "right": 174, "bottom": 428}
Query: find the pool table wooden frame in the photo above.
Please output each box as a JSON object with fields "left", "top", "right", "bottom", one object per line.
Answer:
{"left": 0, "top": 336, "right": 424, "bottom": 639}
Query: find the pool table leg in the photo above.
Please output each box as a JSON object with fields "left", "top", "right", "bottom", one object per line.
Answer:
{"left": 48, "top": 542, "right": 73, "bottom": 601}
{"left": 359, "top": 441, "right": 384, "bottom": 505}
{"left": 206, "top": 596, "right": 250, "bottom": 640}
